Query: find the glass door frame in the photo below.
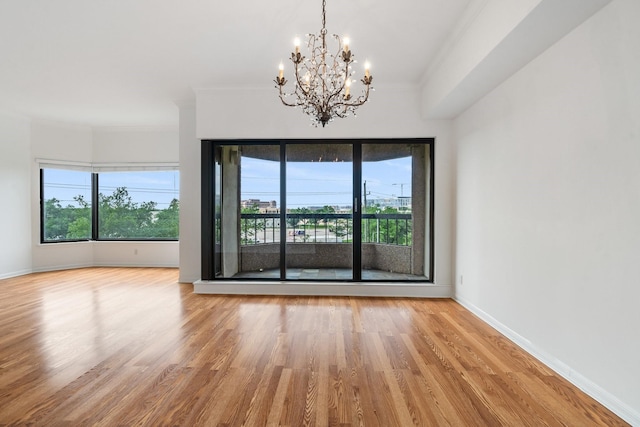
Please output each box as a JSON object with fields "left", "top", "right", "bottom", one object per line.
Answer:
{"left": 353, "top": 143, "right": 362, "bottom": 281}
{"left": 284, "top": 141, "right": 359, "bottom": 281}
{"left": 201, "top": 138, "right": 434, "bottom": 282}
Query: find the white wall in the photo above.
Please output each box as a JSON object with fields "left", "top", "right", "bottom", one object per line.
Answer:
{"left": 93, "top": 241, "right": 178, "bottom": 268}
{"left": 178, "top": 103, "right": 201, "bottom": 283}
{"left": 92, "top": 127, "right": 178, "bottom": 163}
{"left": 0, "top": 113, "right": 32, "bottom": 279}
{"left": 421, "top": 0, "right": 612, "bottom": 119}
{"left": 181, "top": 86, "right": 455, "bottom": 290}
{"left": 454, "top": 0, "right": 640, "bottom": 422}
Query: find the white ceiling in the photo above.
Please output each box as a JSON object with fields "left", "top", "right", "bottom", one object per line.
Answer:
{"left": 0, "top": 0, "right": 473, "bottom": 127}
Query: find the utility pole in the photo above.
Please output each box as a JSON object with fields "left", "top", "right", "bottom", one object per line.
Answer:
{"left": 363, "top": 180, "right": 368, "bottom": 208}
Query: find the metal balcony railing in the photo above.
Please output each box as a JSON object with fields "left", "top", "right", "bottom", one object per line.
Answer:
{"left": 239, "top": 213, "right": 412, "bottom": 246}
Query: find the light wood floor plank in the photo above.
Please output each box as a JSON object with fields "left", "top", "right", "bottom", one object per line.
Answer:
{"left": 0, "top": 267, "right": 629, "bottom": 426}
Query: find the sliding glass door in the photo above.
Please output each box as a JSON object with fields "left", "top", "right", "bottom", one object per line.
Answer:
{"left": 214, "top": 144, "right": 281, "bottom": 279}
{"left": 361, "top": 143, "right": 427, "bottom": 280}
{"left": 285, "top": 143, "right": 354, "bottom": 280}
{"left": 204, "top": 139, "right": 432, "bottom": 282}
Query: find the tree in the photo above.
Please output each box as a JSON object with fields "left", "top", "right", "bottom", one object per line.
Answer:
{"left": 44, "top": 187, "right": 179, "bottom": 241}
{"left": 43, "top": 198, "right": 66, "bottom": 240}
{"left": 286, "top": 207, "right": 312, "bottom": 228}
{"left": 66, "top": 195, "right": 91, "bottom": 239}
{"left": 43, "top": 196, "right": 91, "bottom": 241}
{"left": 310, "top": 205, "right": 335, "bottom": 226}
{"left": 152, "top": 198, "right": 180, "bottom": 238}
{"left": 240, "top": 205, "right": 266, "bottom": 244}
{"left": 99, "top": 187, "right": 156, "bottom": 238}
{"left": 362, "top": 205, "right": 411, "bottom": 245}
{"left": 67, "top": 216, "right": 91, "bottom": 239}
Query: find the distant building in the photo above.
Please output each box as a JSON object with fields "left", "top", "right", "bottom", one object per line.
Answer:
{"left": 367, "top": 197, "right": 412, "bottom": 209}
{"left": 241, "top": 199, "right": 278, "bottom": 212}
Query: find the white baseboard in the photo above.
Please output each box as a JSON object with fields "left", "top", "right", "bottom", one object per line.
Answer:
{"left": 194, "top": 280, "right": 452, "bottom": 298}
{"left": 454, "top": 296, "right": 640, "bottom": 426}
{"left": 179, "top": 274, "right": 201, "bottom": 284}
{"left": 92, "top": 262, "right": 179, "bottom": 268}
{"left": 3, "top": 264, "right": 178, "bottom": 280}
{"left": 31, "top": 263, "right": 93, "bottom": 273}
{"left": 0, "top": 268, "right": 33, "bottom": 280}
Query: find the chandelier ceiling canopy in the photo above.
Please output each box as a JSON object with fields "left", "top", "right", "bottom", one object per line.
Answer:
{"left": 275, "top": 0, "right": 373, "bottom": 127}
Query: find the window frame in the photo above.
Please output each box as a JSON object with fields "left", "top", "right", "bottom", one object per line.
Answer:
{"left": 39, "top": 161, "right": 180, "bottom": 243}
{"left": 200, "top": 138, "right": 435, "bottom": 282}
{"left": 39, "top": 166, "right": 94, "bottom": 244}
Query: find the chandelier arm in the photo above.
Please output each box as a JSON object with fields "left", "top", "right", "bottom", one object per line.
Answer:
{"left": 323, "top": 73, "right": 352, "bottom": 107}
{"left": 277, "top": 87, "right": 301, "bottom": 108}
{"left": 278, "top": 78, "right": 317, "bottom": 109}
{"left": 337, "top": 45, "right": 349, "bottom": 94}
{"left": 331, "top": 84, "right": 371, "bottom": 108}
{"left": 345, "top": 92, "right": 371, "bottom": 107}
{"left": 324, "top": 86, "right": 344, "bottom": 108}
{"left": 297, "top": 59, "right": 323, "bottom": 113}
{"left": 320, "top": 53, "right": 348, "bottom": 107}
{"left": 292, "top": 60, "right": 308, "bottom": 97}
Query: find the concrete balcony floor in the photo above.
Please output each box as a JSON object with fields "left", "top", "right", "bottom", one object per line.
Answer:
{"left": 232, "top": 268, "right": 428, "bottom": 281}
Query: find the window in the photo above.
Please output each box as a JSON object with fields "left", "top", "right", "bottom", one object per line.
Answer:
{"left": 40, "top": 165, "right": 179, "bottom": 242}
{"left": 41, "top": 168, "right": 92, "bottom": 242}
{"left": 98, "top": 171, "right": 179, "bottom": 240}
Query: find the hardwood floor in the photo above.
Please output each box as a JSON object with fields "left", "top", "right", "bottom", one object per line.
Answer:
{"left": 0, "top": 268, "right": 627, "bottom": 426}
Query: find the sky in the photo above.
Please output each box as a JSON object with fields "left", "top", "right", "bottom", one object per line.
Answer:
{"left": 42, "top": 154, "right": 411, "bottom": 211}
{"left": 43, "top": 169, "right": 180, "bottom": 209}
{"left": 241, "top": 155, "right": 412, "bottom": 208}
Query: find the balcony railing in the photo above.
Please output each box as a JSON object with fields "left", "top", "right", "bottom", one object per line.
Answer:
{"left": 239, "top": 213, "right": 412, "bottom": 246}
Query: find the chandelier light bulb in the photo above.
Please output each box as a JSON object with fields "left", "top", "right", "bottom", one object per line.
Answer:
{"left": 343, "top": 37, "right": 350, "bottom": 53}
{"left": 294, "top": 37, "right": 301, "bottom": 54}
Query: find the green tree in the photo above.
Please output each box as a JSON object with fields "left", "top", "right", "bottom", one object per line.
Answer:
{"left": 313, "top": 205, "right": 335, "bottom": 227}
{"left": 44, "top": 187, "right": 179, "bottom": 241}
{"left": 67, "top": 216, "right": 91, "bottom": 239}
{"left": 98, "top": 187, "right": 156, "bottom": 238}
{"left": 151, "top": 198, "right": 180, "bottom": 238}
{"left": 287, "top": 207, "right": 312, "bottom": 228}
{"left": 43, "top": 196, "right": 91, "bottom": 241}
{"left": 44, "top": 198, "right": 66, "bottom": 240}
{"left": 362, "top": 205, "right": 411, "bottom": 245}
{"left": 66, "top": 195, "right": 91, "bottom": 239}
{"left": 240, "top": 205, "right": 265, "bottom": 244}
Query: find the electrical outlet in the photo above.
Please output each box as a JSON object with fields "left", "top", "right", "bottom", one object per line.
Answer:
{"left": 134, "top": 249, "right": 138, "bottom": 255}
{"left": 460, "top": 274, "right": 464, "bottom": 285}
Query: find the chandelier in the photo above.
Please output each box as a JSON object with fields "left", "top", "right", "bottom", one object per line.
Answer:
{"left": 275, "top": 0, "right": 373, "bottom": 127}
